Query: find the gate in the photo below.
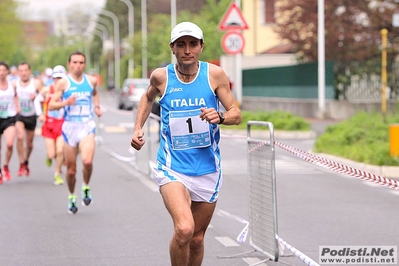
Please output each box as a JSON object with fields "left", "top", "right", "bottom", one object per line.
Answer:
{"left": 247, "top": 121, "right": 279, "bottom": 262}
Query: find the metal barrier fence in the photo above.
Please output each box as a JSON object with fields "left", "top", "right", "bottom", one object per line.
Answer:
{"left": 133, "top": 113, "right": 160, "bottom": 175}
{"left": 247, "top": 121, "right": 279, "bottom": 262}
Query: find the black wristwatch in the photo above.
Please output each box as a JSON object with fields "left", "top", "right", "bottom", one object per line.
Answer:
{"left": 217, "top": 112, "right": 225, "bottom": 124}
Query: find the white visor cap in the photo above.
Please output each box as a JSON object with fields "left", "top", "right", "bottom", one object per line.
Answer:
{"left": 52, "top": 65, "right": 66, "bottom": 79}
{"left": 170, "top": 22, "right": 204, "bottom": 44}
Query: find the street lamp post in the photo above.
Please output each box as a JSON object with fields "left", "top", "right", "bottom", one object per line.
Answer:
{"left": 171, "top": 0, "right": 176, "bottom": 64}
{"left": 318, "top": 0, "right": 326, "bottom": 118}
{"left": 91, "top": 30, "right": 105, "bottom": 74}
{"left": 96, "top": 16, "right": 116, "bottom": 78}
{"left": 90, "top": 23, "right": 109, "bottom": 52}
{"left": 141, "top": 0, "right": 147, "bottom": 78}
{"left": 119, "top": 0, "right": 134, "bottom": 78}
{"left": 92, "top": 22, "right": 113, "bottom": 90}
{"left": 93, "top": 24, "right": 109, "bottom": 41}
{"left": 97, "top": 16, "right": 113, "bottom": 34}
{"left": 98, "top": 9, "right": 121, "bottom": 90}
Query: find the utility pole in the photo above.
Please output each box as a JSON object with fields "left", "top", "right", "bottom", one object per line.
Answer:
{"left": 141, "top": 0, "right": 147, "bottom": 78}
{"left": 98, "top": 9, "right": 121, "bottom": 90}
{"left": 317, "top": 0, "right": 326, "bottom": 118}
{"left": 119, "top": 0, "right": 134, "bottom": 78}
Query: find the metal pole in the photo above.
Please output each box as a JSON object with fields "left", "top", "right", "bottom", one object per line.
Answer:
{"left": 381, "top": 28, "right": 388, "bottom": 122}
{"left": 92, "top": 22, "right": 112, "bottom": 90}
{"left": 90, "top": 29, "right": 105, "bottom": 75}
{"left": 317, "top": 0, "right": 326, "bottom": 118}
{"left": 85, "top": 41, "right": 90, "bottom": 73}
{"left": 141, "top": 0, "right": 147, "bottom": 78}
{"left": 97, "top": 17, "right": 113, "bottom": 33}
{"left": 119, "top": 0, "right": 134, "bottom": 78}
{"left": 171, "top": 0, "right": 176, "bottom": 64}
{"left": 98, "top": 9, "right": 120, "bottom": 90}
{"left": 235, "top": 0, "right": 243, "bottom": 106}
{"left": 91, "top": 28, "right": 107, "bottom": 52}
{"left": 93, "top": 24, "right": 109, "bottom": 40}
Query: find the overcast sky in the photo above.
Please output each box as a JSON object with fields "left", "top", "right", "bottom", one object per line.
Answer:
{"left": 19, "top": 0, "right": 106, "bottom": 19}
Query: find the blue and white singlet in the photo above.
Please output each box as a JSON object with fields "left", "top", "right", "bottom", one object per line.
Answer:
{"left": 63, "top": 74, "right": 94, "bottom": 122}
{"left": 157, "top": 61, "right": 221, "bottom": 176}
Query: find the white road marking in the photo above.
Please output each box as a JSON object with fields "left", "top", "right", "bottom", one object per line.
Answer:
{"left": 111, "top": 158, "right": 159, "bottom": 192}
{"left": 242, "top": 257, "right": 269, "bottom": 265}
{"left": 119, "top": 122, "right": 135, "bottom": 128}
{"left": 215, "top": 236, "right": 240, "bottom": 247}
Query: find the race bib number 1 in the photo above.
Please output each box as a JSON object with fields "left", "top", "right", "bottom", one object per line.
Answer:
{"left": 169, "top": 108, "right": 211, "bottom": 150}
{"left": 69, "top": 104, "right": 90, "bottom": 117}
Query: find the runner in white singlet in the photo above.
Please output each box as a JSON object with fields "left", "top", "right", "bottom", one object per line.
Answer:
{"left": 13, "top": 62, "right": 43, "bottom": 177}
{"left": 0, "top": 62, "right": 19, "bottom": 184}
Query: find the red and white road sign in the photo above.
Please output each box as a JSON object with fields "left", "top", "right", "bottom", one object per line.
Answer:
{"left": 221, "top": 31, "right": 245, "bottom": 54}
{"left": 218, "top": 2, "right": 249, "bottom": 31}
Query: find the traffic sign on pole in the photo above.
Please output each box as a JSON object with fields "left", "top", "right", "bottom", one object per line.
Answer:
{"left": 221, "top": 31, "right": 245, "bottom": 54}
{"left": 218, "top": 2, "right": 249, "bottom": 31}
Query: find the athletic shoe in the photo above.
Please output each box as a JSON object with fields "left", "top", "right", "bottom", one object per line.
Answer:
{"left": 25, "top": 164, "right": 30, "bottom": 177}
{"left": 17, "top": 163, "right": 26, "bottom": 177}
{"left": 0, "top": 173, "right": 3, "bottom": 185}
{"left": 3, "top": 165, "right": 11, "bottom": 181}
{"left": 68, "top": 195, "right": 78, "bottom": 214}
{"left": 46, "top": 157, "right": 52, "bottom": 167}
{"left": 81, "top": 185, "right": 92, "bottom": 206}
{"left": 53, "top": 173, "right": 64, "bottom": 185}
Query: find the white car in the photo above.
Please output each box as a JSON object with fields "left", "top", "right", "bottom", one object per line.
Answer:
{"left": 118, "top": 78, "right": 149, "bottom": 110}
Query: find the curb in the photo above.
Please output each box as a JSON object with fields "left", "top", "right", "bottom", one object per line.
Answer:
{"left": 310, "top": 152, "right": 399, "bottom": 180}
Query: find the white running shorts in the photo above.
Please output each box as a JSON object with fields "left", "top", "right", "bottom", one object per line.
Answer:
{"left": 153, "top": 162, "right": 222, "bottom": 203}
{"left": 62, "top": 120, "right": 96, "bottom": 147}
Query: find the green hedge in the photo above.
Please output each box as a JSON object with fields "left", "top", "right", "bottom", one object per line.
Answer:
{"left": 223, "top": 110, "right": 311, "bottom": 131}
{"left": 313, "top": 112, "right": 399, "bottom": 166}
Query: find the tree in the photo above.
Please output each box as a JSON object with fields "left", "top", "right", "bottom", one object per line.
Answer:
{"left": 275, "top": 0, "right": 399, "bottom": 62}
{"left": 0, "top": 0, "right": 24, "bottom": 64}
{"left": 275, "top": 0, "right": 399, "bottom": 99}
{"left": 94, "top": 0, "right": 231, "bottom": 80}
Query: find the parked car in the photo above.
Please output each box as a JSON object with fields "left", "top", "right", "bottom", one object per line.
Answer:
{"left": 118, "top": 78, "right": 150, "bottom": 110}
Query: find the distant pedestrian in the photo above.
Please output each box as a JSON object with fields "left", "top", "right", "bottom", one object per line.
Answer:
{"left": 13, "top": 62, "right": 43, "bottom": 177}
{"left": 0, "top": 62, "right": 19, "bottom": 184}
{"left": 42, "top": 67, "right": 54, "bottom": 87}
{"left": 34, "top": 65, "right": 67, "bottom": 185}
{"left": 7, "top": 66, "right": 18, "bottom": 82}
{"left": 49, "top": 51, "right": 102, "bottom": 214}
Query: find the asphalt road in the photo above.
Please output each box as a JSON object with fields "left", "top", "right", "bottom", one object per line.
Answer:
{"left": 0, "top": 90, "right": 397, "bottom": 266}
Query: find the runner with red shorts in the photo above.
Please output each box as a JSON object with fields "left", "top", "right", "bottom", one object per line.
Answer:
{"left": 34, "top": 65, "right": 66, "bottom": 185}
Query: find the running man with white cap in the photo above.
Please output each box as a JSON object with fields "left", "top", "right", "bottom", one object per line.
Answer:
{"left": 130, "top": 22, "right": 242, "bottom": 265}
{"left": 34, "top": 65, "right": 67, "bottom": 185}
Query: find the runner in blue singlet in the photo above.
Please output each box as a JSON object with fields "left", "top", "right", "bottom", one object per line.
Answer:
{"left": 130, "top": 22, "right": 242, "bottom": 265}
{"left": 48, "top": 51, "right": 102, "bottom": 215}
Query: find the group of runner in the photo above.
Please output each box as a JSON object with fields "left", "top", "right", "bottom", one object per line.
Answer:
{"left": 0, "top": 51, "right": 102, "bottom": 214}
{"left": 0, "top": 61, "right": 43, "bottom": 183}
